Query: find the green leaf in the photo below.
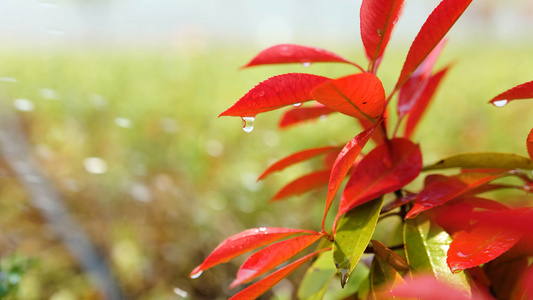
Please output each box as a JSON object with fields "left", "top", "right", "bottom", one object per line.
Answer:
{"left": 333, "top": 197, "right": 383, "bottom": 287}
{"left": 423, "top": 152, "right": 533, "bottom": 171}
{"left": 370, "top": 256, "right": 405, "bottom": 298}
{"left": 298, "top": 251, "right": 336, "bottom": 300}
{"left": 403, "top": 216, "right": 471, "bottom": 296}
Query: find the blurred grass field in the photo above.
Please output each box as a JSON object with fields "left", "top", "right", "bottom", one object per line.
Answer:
{"left": 0, "top": 42, "right": 532, "bottom": 299}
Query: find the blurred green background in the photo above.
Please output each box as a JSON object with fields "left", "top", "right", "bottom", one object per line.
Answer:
{"left": 0, "top": 1, "right": 533, "bottom": 299}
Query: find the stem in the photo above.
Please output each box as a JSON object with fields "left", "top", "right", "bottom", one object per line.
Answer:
{"left": 352, "top": 62, "right": 366, "bottom": 73}
{"left": 364, "top": 244, "right": 404, "bottom": 254}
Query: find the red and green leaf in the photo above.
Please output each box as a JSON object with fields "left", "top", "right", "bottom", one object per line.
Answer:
{"left": 190, "top": 227, "right": 317, "bottom": 277}
{"left": 404, "top": 66, "right": 450, "bottom": 138}
{"left": 360, "top": 0, "right": 405, "bottom": 71}
{"left": 322, "top": 124, "right": 379, "bottom": 229}
{"left": 229, "top": 250, "right": 325, "bottom": 300}
{"left": 271, "top": 170, "right": 331, "bottom": 201}
{"left": 278, "top": 105, "right": 336, "bottom": 128}
{"left": 310, "top": 73, "right": 386, "bottom": 121}
{"left": 229, "top": 234, "right": 323, "bottom": 288}
{"left": 258, "top": 146, "right": 341, "bottom": 181}
{"left": 396, "top": 0, "right": 472, "bottom": 88}
{"left": 339, "top": 138, "right": 422, "bottom": 215}
{"left": 219, "top": 73, "right": 330, "bottom": 118}
{"left": 242, "top": 44, "right": 359, "bottom": 68}
{"left": 447, "top": 223, "right": 523, "bottom": 273}
{"left": 489, "top": 80, "right": 533, "bottom": 107}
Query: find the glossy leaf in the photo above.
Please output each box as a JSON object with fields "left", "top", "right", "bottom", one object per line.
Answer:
{"left": 322, "top": 124, "right": 379, "bottom": 228}
{"left": 310, "top": 73, "right": 385, "bottom": 120}
{"left": 423, "top": 152, "right": 533, "bottom": 171}
{"left": 489, "top": 80, "right": 533, "bottom": 107}
{"left": 398, "top": 40, "right": 445, "bottom": 120}
{"left": 406, "top": 172, "right": 507, "bottom": 219}
{"left": 403, "top": 217, "right": 471, "bottom": 295}
{"left": 388, "top": 276, "right": 474, "bottom": 300}
{"left": 258, "top": 146, "right": 341, "bottom": 181}
{"left": 190, "top": 227, "right": 317, "bottom": 277}
{"left": 298, "top": 250, "right": 337, "bottom": 300}
{"left": 470, "top": 208, "right": 533, "bottom": 235}
{"left": 371, "top": 240, "right": 409, "bottom": 272}
{"left": 396, "top": 0, "right": 472, "bottom": 88}
{"left": 405, "top": 66, "right": 450, "bottom": 138}
{"left": 333, "top": 197, "right": 383, "bottom": 287}
{"left": 526, "top": 129, "right": 533, "bottom": 159}
{"left": 271, "top": 169, "right": 330, "bottom": 201}
{"left": 229, "top": 250, "right": 322, "bottom": 300}
{"left": 339, "top": 138, "right": 422, "bottom": 215}
{"left": 278, "top": 105, "right": 336, "bottom": 128}
{"left": 360, "top": 0, "right": 404, "bottom": 70}
{"left": 219, "top": 73, "right": 330, "bottom": 118}
{"left": 243, "top": 44, "right": 358, "bottom": 68}
{"left": 447, "top": 223, "right": 522, "bottom": 273}
{"left": 230, "top": 234, "right": 322, "bottom": 288}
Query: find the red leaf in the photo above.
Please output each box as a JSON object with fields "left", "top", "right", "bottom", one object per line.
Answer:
{"left": 406, "top": 172, "right": 506, "bottom": 219}
{"left": 322, "top": 124, "right": 379, "bottom": 229}
{"left": 398, "top": 40, "right": 446, "bottom": 120}
{"left": 189, "top": 228, "right": 317, "bottom": 278}
{"left": 229, "top": 249, "right": 325, "bottom": 300}
{"left": 271, "top": 170, "right": 331, "bottom": 201}
{"left": 396, "top": 0, "right": 472, "bottom": 88}
{"left": 243, "top": 44, "right": 359, "bottom": 68}
{"left": 489, "top": 80, "right": 533, "bottom": 107}
{"left": 471, "top": 208, "right": 533, "bottom": 236}
{"left": 310, "top": 73, "right": 386, "bottom": 120}
{"left": 219, "top": 73, "right": 330, "bottom": 118}
{"left": 526, "top": 129, "right": 533, "bottom": 159}
{"left": 404, "top": 66, "right": 450, "bottom": 138}
{"left": 360, "top": 0, "right": 405, "bottom": 71}
{"left": 388, "top": 276, "right": 476, "bottom": 300}
{"left": 258, "top": 146, "right": 341, "bottom": 181}
{"left": 229, "top": 234, "right": 322, "bottom": 288}
{"left": 339, "top": 138, "right": 422, "bottom": 215}
{"left": 447, "top": 223, "right": 523, "bottom": 273}
{"left": 278, "top": 105, "right": 336, "bottom": 128}
{"left": 515, "top": 264, "right": 533, "bottom": 300}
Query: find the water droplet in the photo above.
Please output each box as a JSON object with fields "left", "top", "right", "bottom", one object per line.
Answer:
{"left": 259, "top": 227, "right": 267, "bottom": 232}
{"left": 339, "top": 268, "right": 350, "bottom": 288}
{"left": 83, "top": 157, "right": 108, "bottom": 174}
{"left": 456, "top": 251, "right": 469, "bottom": 258}
{"left": 190, "top": 270, "right": 203, "bottom": 279}
{"left": 492, "top": 99, "right": 508, "bottom": 107}
{"left": 13, "top": 99, "right": 34, "bottom": 111}
{"left": 302, "top": 62, "right": 311, "bottom": 67}
{"left": 293, "top": 102, "right": 303, "bottom": 107}
{"left": 257, "top": 90, "right": 265, "bottom": 97}
{"left": 242, "top": 117, "right": 255, "bottom": 133}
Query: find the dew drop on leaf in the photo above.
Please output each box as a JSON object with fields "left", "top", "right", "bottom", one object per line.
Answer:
{"left": 302, "top": 62, "right": 312, "bottom": 67}
{"left": 293, "top": 102, "right": 303, "bottom": 107}
{"left": 456, "top": 251, "right": 468, "bottom": 258}
{"left": 242, "top": 117, "right": 255, "bottom": 133}
{"left": 339, "top": 268, "right": 350, "bottom": 288}
{"left": 492, "top": 99, "right": 508, "bottom": 107}
{"left": 190, "top": 270, "right": 203, "bottom": 279}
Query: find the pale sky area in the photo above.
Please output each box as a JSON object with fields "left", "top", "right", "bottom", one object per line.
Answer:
{"left": 0, "top": 0, "right": 532, "bottom": 50}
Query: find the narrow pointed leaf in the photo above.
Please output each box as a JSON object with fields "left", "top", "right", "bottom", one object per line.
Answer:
{"left": 489, "top": 80, "right": 533, "bottom": 106}
{"left": 322, "top": 124, "right": 379, "bottom": 228}
{"left": 398, "top": 40, "right": 446, "bottom": 120}
{"left": 360, "top": 0, "right": 405, "bottom": 69}
{"left": 229, "top": 250, "right": 323, "bottom": 300}
{"left": 258, "top": 146, "right": 341, "bottom": 181}
{"left": 397, "top": 0, "right": 472, "bottom": 88}
{"left": 333, "top": 197, "right": 383, "bottom": 287}
{"left": 406, "top": 172, "right": 506, "bottom": 218}
{"left": 278, "top": 105, "right": 336, "bottom": 128}
{"left": 243, "top": 44, "right": 358, "bottom": 68}
{"left": 219, "top": 73, "right": 330, "bottom": 117}
{"left": 526, "top": 129, "right": 533, "bottom": 159}
{"left": 271, "top": 169, "right": 330, "bottom": 201}
{"left": 403, "top": 217, "right": 471, "bottom": 296}
{"left": 447, "top": 224, "right": 522, "bottom": 273}
{"left": 298, "top": 250, "right": 337, "bottom": 300}
{"left": 230, "top": 234, "right": 323, "bottom": 288}
{"left": 404, "top": 66, "right": 450, "bottom": 138}
{"left": 311, "top": 73, "right": 385, "bottom": 120}
{"left": 190, "top": 227, "right": 317, "bottom": 277}
{"left": 423, "top": 152, "right": 533, "bottom": 171}
{"left": 388, "top": 276, "right": 474, "bottom": 300}
{"left": 339, "top": 138, "right": 422, "bottom": 215}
